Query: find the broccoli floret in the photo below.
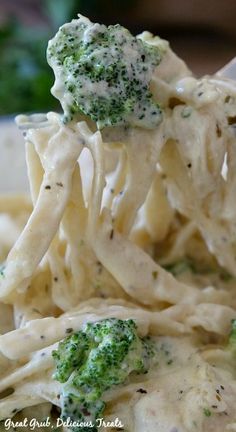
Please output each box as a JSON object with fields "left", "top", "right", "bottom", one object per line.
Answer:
{"left": 228, "top": 319, "right": 236, "bottom": 354}
{"left": 52, "top": 318, "right": 154, "bottom": 431}
{"left": 47, "top": 15, "right": 162, "bottom": 129}
{"left": 52, "top": 332, "right": 90, "bottom": 383}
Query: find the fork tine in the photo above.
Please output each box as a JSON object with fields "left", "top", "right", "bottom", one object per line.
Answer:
{"left": 216, "top": 57, "right": 236, "bottom": 80}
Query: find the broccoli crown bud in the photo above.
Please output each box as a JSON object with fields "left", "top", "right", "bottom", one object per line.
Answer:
{"left": 52, "top": 318, "right": 154, "bottom": 431}
{"left": 47, "top": 15, "right": 162, "bottom": 129}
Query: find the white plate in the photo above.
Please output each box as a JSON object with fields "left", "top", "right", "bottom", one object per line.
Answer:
{"left": 0, "top": 118, "right": 28, "bottom": 192}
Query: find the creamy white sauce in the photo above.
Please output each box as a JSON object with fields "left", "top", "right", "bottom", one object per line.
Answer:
{"left": 114, "top": 337, "right": 236, "bottom": 432}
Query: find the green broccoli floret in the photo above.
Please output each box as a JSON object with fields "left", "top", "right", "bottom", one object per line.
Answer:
{"left": 52, "top": 318, "right": 154, "bottom": 431}
{"left": 47, "top": 15, "right": 162, "bottom": 129}
{"left": 228, "top": 319, "right": 236, "bottom": 354}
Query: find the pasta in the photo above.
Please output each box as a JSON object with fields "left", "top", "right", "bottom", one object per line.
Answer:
{"left": 0, "top": 15, "right": 236, "bottom": 432}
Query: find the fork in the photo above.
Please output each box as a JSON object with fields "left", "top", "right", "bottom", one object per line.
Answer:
{"left": 216, "top": 57, "right": 236, "bottom": 80}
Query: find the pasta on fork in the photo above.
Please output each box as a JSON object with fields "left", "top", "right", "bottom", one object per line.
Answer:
{"left": 0, "top": 14, "right": 236, "bottom": 432}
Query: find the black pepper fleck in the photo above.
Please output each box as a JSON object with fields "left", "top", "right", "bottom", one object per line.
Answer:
{"left": 81, "top": 408, "right": 91, "bottom": 416}
{"left": 110, "top": 229, "right": 114, "bottom": 240}
{"left": 97, "top": 261, "right": 103, "bottom": 274}
{"left": 45, "top": 185, "right": 51, "bottom": 190}
{"left": 216, "top": 123, "right": 222, "bottom": 137}
{"left": 66, "top": 328, "right": 74, "bottom": 334}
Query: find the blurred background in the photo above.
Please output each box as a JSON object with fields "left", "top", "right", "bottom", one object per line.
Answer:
{"left": 1, "top": 0, "right": 236, "bottom": 116}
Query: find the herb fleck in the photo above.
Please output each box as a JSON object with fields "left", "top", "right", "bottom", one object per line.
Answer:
{"left": 0, "top": 264, "right": 6, "bottom": 278}
{"left": 152, "top": 270, "right": 158, "bottom": 280}
{"left": 203, "top": 408, "right": 212, "bottom": 417}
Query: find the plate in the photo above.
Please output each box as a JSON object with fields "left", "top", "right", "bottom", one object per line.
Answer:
{"left": 0, "top": 118, "right": 28, "bottom": 192}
